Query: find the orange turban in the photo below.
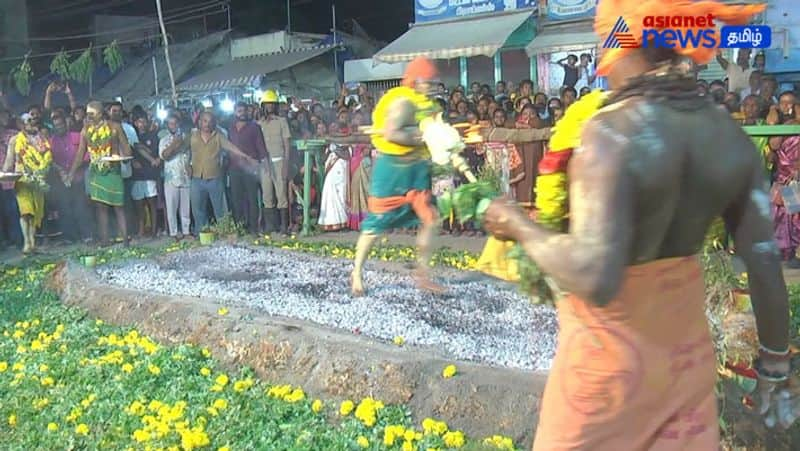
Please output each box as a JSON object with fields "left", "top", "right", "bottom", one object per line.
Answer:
{"left": 595, "top": 0, "right": 766, "bottom": 76}
{"left": 402, "top": 57, "right": 439, "bottom": 87}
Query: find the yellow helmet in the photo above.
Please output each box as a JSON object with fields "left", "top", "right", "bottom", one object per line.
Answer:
{"left": 260, "top": 90, "right": 278, "bottom": 103}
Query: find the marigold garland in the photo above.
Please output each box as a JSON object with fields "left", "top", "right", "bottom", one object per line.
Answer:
{"left": 535, "top": 90, "right": 610, "bottom": 230}
{"left": 14, "top": 132, "right": 52, "bottom": 190}
{"left": 86, "top": 123, "right": 113, "bottom": 170}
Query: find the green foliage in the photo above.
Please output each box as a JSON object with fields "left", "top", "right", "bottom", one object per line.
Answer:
{"left": 49, "top": 50, "right": 72, "bottom": 80}
{"left": 68, "top": 46, "right": 94, "bottom": 84}
{"left": 209, "top": 214, "right": 245, "bottom": 237}
{"left": 0, "top": 244, "right": 515, "bottom": 450}
{"left": 102, "top": 40, "right": 123, "bottom": 74}
{"left": 10, "top": 56, "right": 33, "bottom": 96}
{"left": 789, "top": 285, "right": 800, "bottom": 341}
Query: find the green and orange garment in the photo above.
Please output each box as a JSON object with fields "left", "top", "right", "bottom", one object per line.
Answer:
{"left": 360, "top": 86, "right": 439, "bottom": 234}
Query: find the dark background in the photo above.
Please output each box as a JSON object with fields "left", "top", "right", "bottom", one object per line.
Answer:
{"left": 28, "top": 0, "right": 413, "bottom": 49}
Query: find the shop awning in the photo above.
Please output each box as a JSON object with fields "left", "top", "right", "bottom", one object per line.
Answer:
{"left": 94, "top": 30, "right": 230, "bottom": 104}
{"left": 178, "top": 45, "right": 335, "bottom": 91}
{"left": 374, "top": 10, "right": 534, "bottom": 63}
{"left": 526, "top": 22, "right": 599, "bottom": 56}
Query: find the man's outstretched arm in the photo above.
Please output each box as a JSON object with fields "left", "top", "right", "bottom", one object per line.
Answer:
{"left": 483, "top": 118, "right": 634, "bottom": 306}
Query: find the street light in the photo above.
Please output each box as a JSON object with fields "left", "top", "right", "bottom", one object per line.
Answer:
{"left": 221, "top": 97, "right": 235, "bottom": 113}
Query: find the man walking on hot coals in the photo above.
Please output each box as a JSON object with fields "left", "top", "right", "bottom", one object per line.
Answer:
{"left": 350, "top": 57, "right": 447, "bottom": 296}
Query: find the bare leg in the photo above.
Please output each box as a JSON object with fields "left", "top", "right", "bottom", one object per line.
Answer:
{"left": 134, "top": 200, "right": 146, "bottom": 237}
{"left": 27, "top": 219, "right": 36, "bottom": 252}
{"left": 146, "top": 197, "right": 158, "bottom": 237}
{"left": 20, "top": 216, "right": 31, "bottom": 254}
{"left": 113, "top": 206, "right": 129, "bottom": 246}
{"left": 413, "top": 221, "right": 446, "bottom": 294}
{"left": 351, "top": 231, "right": 378, "bottom": 296}
{"left": 96, "top": 203, "right": 110, "bottom": 245}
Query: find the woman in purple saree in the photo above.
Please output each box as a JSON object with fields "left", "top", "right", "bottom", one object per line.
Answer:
{"left": 771, "top": 128, "right": 800, "bottom": 267}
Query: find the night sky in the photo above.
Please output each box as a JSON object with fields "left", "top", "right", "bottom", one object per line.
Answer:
{"left": 27, "top": 0, "right": 413, "bottom": 49}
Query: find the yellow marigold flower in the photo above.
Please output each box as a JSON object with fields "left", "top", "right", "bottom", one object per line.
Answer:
{"left": 205, "top": 407, "right": 219, "bottom": 417}
{"left": 122, "top": 363, "right": 134, "bottom": 373}
{"left": 233, "top": 378, "right": 254, "bottom": 392}
{"left": 217, "top": 307, "right": 229, "bottom": 316}
{"left": 402, "top": 441, "right": 414, "bottom": 451}
{"left": 12, "top": 362, "right": 24, "bottom": 372}
{"left": 442, "top": 364, "right": 457, "bottom": 379}
{"left": 148, "top": 400, "right": 164, "bottom": 412}
{"left": 339, "top": 400, "right": 355, "bottom": 416}
{"left": 266, "top": 384, "right": 292, "bottom": 398}
{"left": 75, "top": 423, "right": 90, "bottom": 436}
{"left": 483, "top": 435, "right": 515, "bottom": 450}
{"left": 210, "top": 385, "right": 224, "bottom": 392}
{"left": 212, "top": 398, "right": 228, "bottom": 410}
{"left": 41, "top": 376, "right": 55, "bottom": 386}
{"left": 200, "top": 367, "right": 212, "bottom": 376}
{"left": 219, "top": 447, "right": 231, "bottom": 451}
{"left": 356, "top": 436, "right": 370, "bottom": 448}
{"left": 443, "top": 431, "right": 465, "bottom": 448}
{"left": 284, "top": 388, "right": 306, "bottom": 403}
{"left": 404, "top": 429, "right": 416, "bottom": 441}
{"left": 81, "top": 394, "right": 96, "bottom": 409}
{"left": 66, "top": 408, "right": 82, "bottom": 422}
{"left": 393, "top": 335, "right": 405, "bottom": 346}
{"left": 47, "top": 422, "right": 58, "bottom": 432}
{"left": 311, "top": 399, "right": 323, "bottom": 413}
{"left": 127, "top": 401, "right": 145, "bottom": 416}
{"left": 12, "top": 330, "right": 24, "bottom": 339}
{"left": 201, "top": 347, "right": 211, "bottom": 358}
{"left": 0, "top": 361, "right": 7, "bottom": 372}
{"left": 30, "top": 339, "right": 44, "bottom": 351}
{"left": 39, "top": 363, "right": 48, "bottom": 372}
{"left": 34, "top": 398, "right": 50, "bottom": 409}
{"left": 8, "top": 414, "right": 17, "bottom": 427}
{"left": 133, "top": 429, "right": 150, "bottom": 442}
{"left": 147, "top": 364, "right": 161, "bottom": 375}
{"left": 215, "top": 374, "right": 229, "bottom": 386}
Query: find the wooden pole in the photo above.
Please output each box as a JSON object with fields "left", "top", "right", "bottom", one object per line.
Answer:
{"left": 155, "top": 0, "right": 178, "bottom": 106}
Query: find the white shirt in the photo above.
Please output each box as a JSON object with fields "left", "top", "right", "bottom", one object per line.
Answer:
{"left": 725, "top": 64, "right": 753, "bottom": 94}
{"left": 575, "top": 65, "right": 596, "bottom": 91}
{"left": 159, "top": 131, "right": 191, "bottom": 187}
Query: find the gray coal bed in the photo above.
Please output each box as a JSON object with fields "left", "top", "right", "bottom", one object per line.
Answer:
{"left": 96, "top": 245, "right": 557, "bottom": 371}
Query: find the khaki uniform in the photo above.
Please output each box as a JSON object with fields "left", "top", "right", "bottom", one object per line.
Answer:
{"left": 258, "top": 116, "right": 291, "bottom": 209}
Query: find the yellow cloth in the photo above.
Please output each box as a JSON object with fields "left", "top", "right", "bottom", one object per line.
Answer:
{"left": 475, "top": 237, "right": 520, "bottom": 282}
{"left": 15, "top": 181, "right": 45, "bottom": 228}
{"left": 371, "top": 86, "right": 436, "bottom": 156}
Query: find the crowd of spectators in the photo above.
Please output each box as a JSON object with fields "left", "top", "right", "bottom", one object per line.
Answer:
{"left": 1, "top": 48, "right": 800, "bottom": 256}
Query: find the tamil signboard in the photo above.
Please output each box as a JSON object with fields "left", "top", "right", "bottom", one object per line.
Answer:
{"left": 546, "top": 0, "right": 596, "bottom": 21}
{"left": 414, "top": 0, "right": 537, "bottom": 24}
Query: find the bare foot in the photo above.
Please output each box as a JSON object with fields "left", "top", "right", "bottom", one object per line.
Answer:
{"left": 413, "top": 270, "right": 446, "bottom": 295}
{"left": 351, "top": 272, "right": 366, "bottom": 297}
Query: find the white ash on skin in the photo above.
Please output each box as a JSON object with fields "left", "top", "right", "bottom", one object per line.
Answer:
{"left": 97, "top": 245, "right": 557, "bottom": 371}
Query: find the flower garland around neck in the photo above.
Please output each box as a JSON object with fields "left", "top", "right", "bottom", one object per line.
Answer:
{"left": 14, "top": 131, "right": 52, "bottom": 191}
{"left": 86, "top": 122, "right": 113, "bottom": 170}
{"left": 535, "top": 90, "right": 610, "bottom": 230}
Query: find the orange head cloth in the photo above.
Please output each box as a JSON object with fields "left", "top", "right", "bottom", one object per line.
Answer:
{"left": 402, "top": 57, "right": 439, "bottom": 87}
{"left": 595, "top": 0, "right": 766, "bottom": 76}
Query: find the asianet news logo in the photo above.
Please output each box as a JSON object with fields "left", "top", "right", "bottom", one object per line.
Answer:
{"left": 603, "top": 15, "right": 771, "bottom": 50}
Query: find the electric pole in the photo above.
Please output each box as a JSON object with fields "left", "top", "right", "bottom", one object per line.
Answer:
{"left": 155, "top": 0, "right": 177, "bottom": 106}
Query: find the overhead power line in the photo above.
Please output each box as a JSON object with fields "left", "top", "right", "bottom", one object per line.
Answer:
{"left": 2, "top": 2, "right": 228, "bottom": 43}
